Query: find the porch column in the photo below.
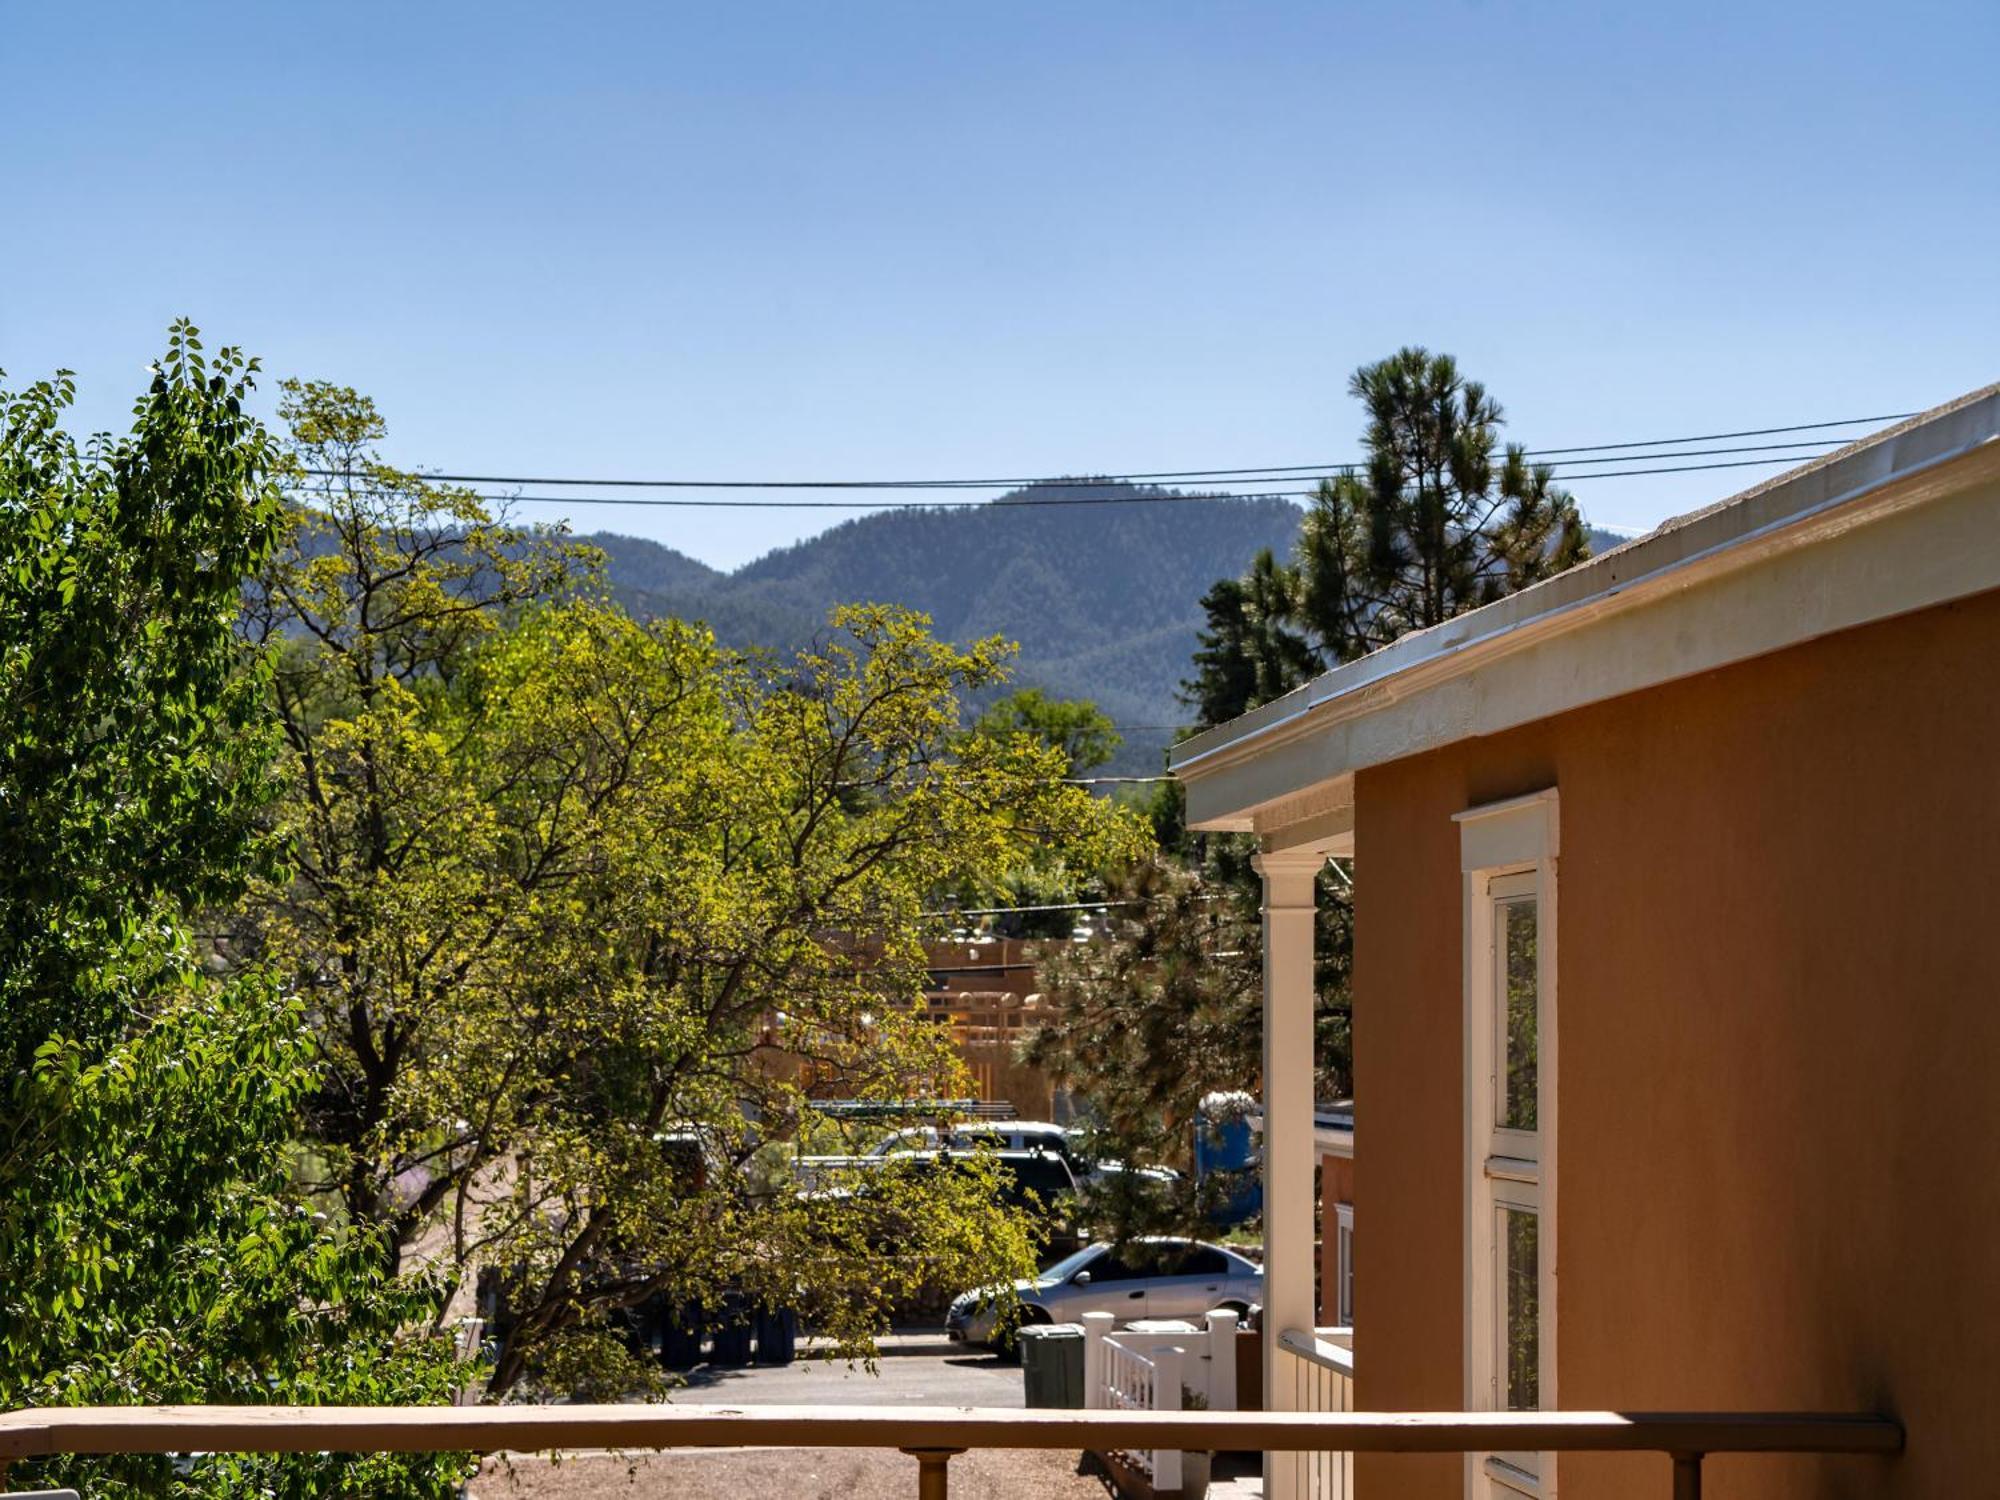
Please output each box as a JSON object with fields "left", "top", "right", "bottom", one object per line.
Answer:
{"left": 1254, "top": 846, "right": 1325, "bottom": 1500}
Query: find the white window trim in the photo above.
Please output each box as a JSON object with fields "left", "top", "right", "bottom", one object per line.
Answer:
{"left": 1455, "top": 789, "right": 1559, "bottom": 1500}
{"left": 1334, "top": 1201, "right": 1355, "bottom": 1328}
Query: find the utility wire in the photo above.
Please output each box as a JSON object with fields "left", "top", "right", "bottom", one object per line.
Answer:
{"left": 1525, "top": 413, "right": 1917, "bottom": 456}
{"left": 401, "top": 451, "right": 1874, "bottom": 510}
{"left": 299, "top": 413, "right": 1911, "bottom": 494}
{"left": 292, "top": 414, "right": 1904, "bottom": 496}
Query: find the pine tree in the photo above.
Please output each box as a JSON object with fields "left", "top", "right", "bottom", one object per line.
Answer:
{"left": 1066, "top": 350, "right": 1596, "bottom": 1246}
{"left": 1184, "top": 347, "right": 1589, "bottom": 726}
{"left": 1184, "top": 551, "right": 1319, "bottom": 729}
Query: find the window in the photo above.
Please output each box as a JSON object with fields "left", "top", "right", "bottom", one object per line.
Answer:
{"left": 1456, "top": 791, "right": 1558, "bottom": 1499}
{"left": 1086, "top": 1250, "right": 1142, "bottom": 1283}
{"left": 1164, "top": 1246, "right": 1231, "bottom": 1277}
{"left": 1002, "top": 1154, "right": 1077, "bottom": 1203}
{"left": 1334, "top": 1201, "right": 1355, "bottom": 1326}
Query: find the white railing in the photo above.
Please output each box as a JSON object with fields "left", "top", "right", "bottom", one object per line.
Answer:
{"left": 1278, "top": 1326, "right": 1354, "bottom": 1500}
{"left": 1104, "top": 1338, "right": 1184, "bottom": 1487}
{"left": 1082, "top": 1309, "right": 1238, "bottom": 1492}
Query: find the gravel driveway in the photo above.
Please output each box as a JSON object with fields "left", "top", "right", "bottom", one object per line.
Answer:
{"left": 470, "top": 1446, "right": 1109, "bottom": 1500}
{"left": 464, "top": 1334, "right": 1114, "bottom": 1499}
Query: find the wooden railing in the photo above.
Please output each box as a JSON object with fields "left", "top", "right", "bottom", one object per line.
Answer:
{"left": 1279, "top": 1327, "right": 1355, "bottom": 1499}
{"left": 0, "top": 1403, "right": 1902, "bottom": 1499}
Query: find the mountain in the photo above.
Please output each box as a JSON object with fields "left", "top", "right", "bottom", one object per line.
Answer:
{"left": 1585, "top": 525, "right": 1632, "bottom": 555}
{"left": 582, "top": 484, "right": 1305, "bottom": 776}
{"left": 583, "top": 494, "right": 1637, "bottom": 777}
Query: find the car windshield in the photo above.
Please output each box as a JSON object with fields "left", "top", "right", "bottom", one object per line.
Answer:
{"left": 1037, "top": 1245, "right": 1102, "bottom": 1282}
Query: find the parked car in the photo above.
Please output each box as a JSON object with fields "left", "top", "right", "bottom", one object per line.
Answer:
{"left": 892, "top": 1146, "right": 1085, "bottom": 1255}
{"left": 871, "top": 1122, "right": 1180, "bottom": 1193}
{"left": 866, "top": 1120, "right": 1077, "bottom": 1161}
{"left": 945, "top": 1236, "right": 1261, "bottom": 1348}
{"left": 800, "top": 1146, "right": 1085, "bottom": 1256}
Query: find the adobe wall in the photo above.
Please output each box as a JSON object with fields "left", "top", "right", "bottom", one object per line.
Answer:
{"left": 1351, "top": 585, "right": 2000, "bottom": 1499}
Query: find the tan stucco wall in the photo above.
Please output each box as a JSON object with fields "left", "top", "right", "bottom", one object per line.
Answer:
{"left": 1352, "top": 586, "right": 2000, "bottom": 1500}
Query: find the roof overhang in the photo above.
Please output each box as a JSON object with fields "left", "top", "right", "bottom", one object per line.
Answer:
{"left": 1171, "top": 385, "right": 2000, "bottom": 845}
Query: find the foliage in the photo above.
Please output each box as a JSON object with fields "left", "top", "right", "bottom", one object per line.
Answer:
{"left": 0, "top": 328, "right": 468, "bottom": 1499}
{"left": 586, "top": 485, "right": 1304, "bottom": 775}
{"left": 1024, "top": 856, "right": 1350, "bottom": 1239}
{"left": 1183, "top": 552, "right": 1320, "bottom": 732}
{"left": 1185, "top": 348, "right": 1589, "bottom": 725}
{"left": 7, "top": 990, "right": 471, "bottom": 1499}
{"left": 971, "top": 687, "right": 1121, "bottom": 772}
{"left": 0, "top": 325, "right": 280, "bottom": 1063}
{"left": 239, "top": 387, "right": 1150, "bottom": 1396}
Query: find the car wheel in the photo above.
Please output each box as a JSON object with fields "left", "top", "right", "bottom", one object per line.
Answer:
{"left": 1211, "top": 1300, "right": 1251, "bottom": 1320}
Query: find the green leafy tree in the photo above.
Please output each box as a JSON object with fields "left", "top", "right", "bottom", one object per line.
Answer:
{"left": 971, "top": 687, "right": 1121, "bottom": 772}
{"left": 1185, "top": 347, "right": 1588, "bottom": 724}
{"left": 944, "top": 689, "right": 1123, "bottom": 937}
{"left": 0, "top": 328, "right": 467, "bottom": 1499}
{"left": 239, "top": 383, "right": 1151, "bottom": 1395}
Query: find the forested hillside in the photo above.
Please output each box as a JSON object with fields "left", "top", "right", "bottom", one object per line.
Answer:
{"left": 584, "top": 484, "right": 1304, "bottom": 775}
{"left": 585, "top": 491, "right": 1631, "bottom": 776}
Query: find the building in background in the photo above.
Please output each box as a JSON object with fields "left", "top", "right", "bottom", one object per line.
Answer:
{"left": 920, "top": 937, "right": 1064, "bottom": 1121}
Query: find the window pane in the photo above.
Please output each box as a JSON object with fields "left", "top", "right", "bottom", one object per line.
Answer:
{"left": 1503, "top": 1208, "right": 1539, "bottom": 1410}
{"left": 1337, "top": 1224, "right": 1354, "bottom": 1323}
{"left": 1090, "top": 1251, "right": 1139, "bottom": 1282}
{"left": 1499, "top": 897, "right": 1538, "bottom": 1131}
{"left": 1173, "top": 1247, "right": 1230, "bottom": 1276}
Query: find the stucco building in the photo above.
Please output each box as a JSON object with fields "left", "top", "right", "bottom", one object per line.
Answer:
{"left": 1171, "top": 386, "right": 2000, "bottom": 1499}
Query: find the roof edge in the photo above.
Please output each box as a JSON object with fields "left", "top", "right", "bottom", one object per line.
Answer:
{"left": 1170, "top": 383, "right": 2000, "bottom": 785}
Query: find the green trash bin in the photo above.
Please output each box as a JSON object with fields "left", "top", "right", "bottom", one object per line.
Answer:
{"left": 1017, "top": 1322, "right": 1086, "bottom": 1409}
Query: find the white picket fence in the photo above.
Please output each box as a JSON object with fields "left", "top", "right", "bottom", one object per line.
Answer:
{"left": 1082, "top": 1309, "right": 1238, "bottom": 1493}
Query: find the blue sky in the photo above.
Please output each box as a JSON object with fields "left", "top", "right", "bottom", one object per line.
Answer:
{"left": 5, "top": 1, "right": 1995, "bottom": 570}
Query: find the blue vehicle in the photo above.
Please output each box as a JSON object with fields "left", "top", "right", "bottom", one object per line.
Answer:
{"left": 1192, "top": 1092, "right": 1262, "bottom": 1226}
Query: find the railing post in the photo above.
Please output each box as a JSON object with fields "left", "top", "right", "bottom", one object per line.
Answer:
{"left": 1205, "top": 1308, "right": 1239, "bottom": 1411}
{"left": 1082, "top": 1311, "right": 1113, "bottom": 1410}
{"left": 1672, "top": 1452, "right": 1703, "bottom": 1500}
{"left": 903, "top": 1446, "right": 964, "bottom": 1500}
{"left": 1153, "top": 1345, "right": 1184, "bottom": 1494}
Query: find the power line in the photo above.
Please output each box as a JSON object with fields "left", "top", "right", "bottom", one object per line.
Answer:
{"left": 1514, "top": 437, "right": 1853, "bottom": 466}
{"left": 392, "top": 451, "right": 1872, "bottom": 510}
{"left": 295, "top": 413, "right": 1912, "bottom": 495}
{"left": 1525, "top": 413, "right": 1917, "bottom": 456}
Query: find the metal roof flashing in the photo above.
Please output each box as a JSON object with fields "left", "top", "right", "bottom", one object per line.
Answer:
{"left": 1169, "top": 384, "right": 2000, "bottom": 815}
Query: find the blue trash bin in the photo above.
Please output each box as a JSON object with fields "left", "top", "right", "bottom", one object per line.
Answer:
{"left": 1194, "top": 1110, "right": 1263, "bottom": 1226}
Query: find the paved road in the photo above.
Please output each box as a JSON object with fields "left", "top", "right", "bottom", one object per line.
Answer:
{"left": 471, "top": 1337, "right": 1076, "bottom": 1500}
{"left": 668, "top": 1331, "right": 1024, "bottom": 1408}
{"left": 465, "top": 1338, "right": 1269, "bottom": 1499}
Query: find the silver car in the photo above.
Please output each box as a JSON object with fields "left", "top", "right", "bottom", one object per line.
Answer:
{"left": 946, "top": 1237, "right": 1261, "bottom": 1347}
